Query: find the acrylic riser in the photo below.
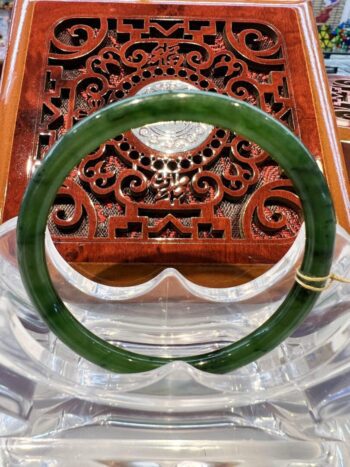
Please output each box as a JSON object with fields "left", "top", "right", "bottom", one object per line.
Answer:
{"left": 0, "top": 217, "right": 350, "bottom": 465}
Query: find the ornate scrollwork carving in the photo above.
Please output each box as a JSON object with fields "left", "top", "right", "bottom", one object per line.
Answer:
{"left": 223, "top": 23, "right": 284, "bottom": 67}
{"left": 241, "top": 179, "right": 301, "bottom": 239}
{"left": 51, "top": 18, "right": 109, "bottom": 61}
{"left": 117, "top": 169, "right": 148, "bottom": 201}
{"left": 36, "top": 17, "right": 302, "bottom": 249}
{"left": 50, "top": 178, "right": 98, "bottom": 238}
{"left": 330, "top": 78, "right": 350, "bottom": 124}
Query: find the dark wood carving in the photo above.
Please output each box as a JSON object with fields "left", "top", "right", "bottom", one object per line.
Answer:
{"left": 42, "top": 18, "right": 301, "bottom": 248}
{"left": 1, "top": 1, "right": 348, "bottom": 266}
{"left": 330, "top": 77, "right": 350, "bottom": 129}
{"left": 329, "top": 75, "right": 350, "bottom": 182}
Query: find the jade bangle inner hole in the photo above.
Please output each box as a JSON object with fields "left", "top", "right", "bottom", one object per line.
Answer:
{"left": 45, "top": 109, "right": 301, "bottom": 356}
{"left": 17, "top": 91, "right": 335, "bottom": 374}
{"left": 50, "top": 117, "right": 300, "bottom": 288}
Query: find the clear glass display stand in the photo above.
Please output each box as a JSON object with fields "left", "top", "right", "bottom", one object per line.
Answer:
{"left": 1, "top": 217, "right": 350, "bottom": 465}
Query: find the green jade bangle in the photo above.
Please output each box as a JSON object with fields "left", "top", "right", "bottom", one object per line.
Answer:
{"left": 17, "top": 91, "right": 336, "bottom": 374}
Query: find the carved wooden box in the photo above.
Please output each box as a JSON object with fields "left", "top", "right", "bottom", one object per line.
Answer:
{"left": 0, "top": 0, "right": 348, "bottom": 274}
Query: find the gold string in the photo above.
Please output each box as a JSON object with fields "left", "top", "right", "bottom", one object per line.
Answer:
{"left": 296, "top": 269, "right": 350, "bottom": 292}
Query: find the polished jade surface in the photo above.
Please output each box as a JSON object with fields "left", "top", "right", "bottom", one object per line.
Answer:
{"left": 17, "top": 91, "right": 336, "bottom": 374}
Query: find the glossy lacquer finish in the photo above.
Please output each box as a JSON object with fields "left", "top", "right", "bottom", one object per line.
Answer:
{"left": 1, "top": 0, "right": 349, "bottom": 278}
{"left": 17, "top": 92, "right": 336, "bottom": 374}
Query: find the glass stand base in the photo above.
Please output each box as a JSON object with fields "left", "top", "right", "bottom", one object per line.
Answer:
{"left": 1, "top": 218, "right": 350, "bottom": 465}
{"left": 2, "top": 438, "right": 349, "bottom": 466}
